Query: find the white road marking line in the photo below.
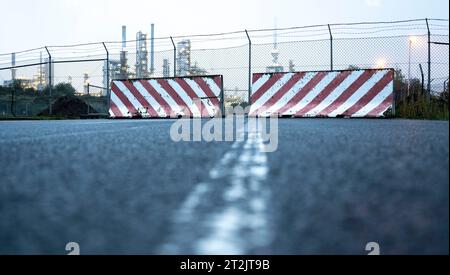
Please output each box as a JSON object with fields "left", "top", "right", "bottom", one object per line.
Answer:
{"left": 175, "top": 182, "right": 210, "bottom": 224}
{"left": 162, "top": 125, "right": 272, "bottom": 255}
{"left": 195, "top": 133, "right": 271, "bottom": 255}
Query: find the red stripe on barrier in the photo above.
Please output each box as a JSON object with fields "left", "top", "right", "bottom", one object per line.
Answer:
{"left": 195, "top": 78, "right": 221, "bottom": 111}
{"left": 122, "top": 81, "right": 159, "bottom": 117}
{"left": 111, "top": 81, "right": 138, "bottom": 116}
{"left": 253, "top": 73, "right": 264, "bottom": 84}
{"left": 295, "top": 70, "right": 352, "bottom": 116}
{"left": 366, "top": 94, "right": 394, "bottom": 117}
{"left": 139, "top": 80, "right": 174, "bottom": 117}
{"left": 250, "top": 72, "right": 306, "bottom": 116}
{"left": 274, "top": 72, "right": 327, "bottom": 115}
{"left": 175, "top": 78, "right": 208, "bottom": 117}
{"left": 109, "top": 101, "right": 123, "bottom": 117}
{"left": 157, "top": 79, "right": 192, "bottom": 117}
{"left": 213, "top": 76, "right": 222, "bottom": 92}
{"left": 318, "top": 70, "right": 377, "bottom": 116}
{"left": 251, "top": 73, "right": 285, "bottom": 103}
{"left": 343, "top": 72, "right": 393, "bottom": 116}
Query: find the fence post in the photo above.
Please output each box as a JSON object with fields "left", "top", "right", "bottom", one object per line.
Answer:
{"left": 170, "top": 37, "right": 176, "bottom": 77}
{"left": 328, "top": 24, "right": 333, "bottom": 71}
{"left": 419, "top": 64, "right": 425, "bottom": 96}
{"left": 11, "top": 53, "right": 16, "bottom": 80}
{"left": 245, "top": 30, "right": 252, "bottom": 104}
{"left": 44, "top": 46, "right": 52, "bottom": 115}
{"left": 10, "top": 53, "right": 16, "bottom": 116}
{"left": 220, "top": 75, "right": 225, "bottom": 118}
{"left": 87, "top": 83, "right": 90, "bottom": 115}
{"left": 425, "top": 18, "right": 431, "bottom": 100}
{"left": 102, "top": 42, "right": 110, "bottom": 114}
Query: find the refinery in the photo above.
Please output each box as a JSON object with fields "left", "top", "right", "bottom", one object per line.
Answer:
{"left": 3, "top": 23, "right": 286, "bottom": 97}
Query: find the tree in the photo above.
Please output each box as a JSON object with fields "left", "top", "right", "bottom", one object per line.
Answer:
{"left": 440, "top": 81, "right": 449, "bottom": 104}
{"left": 51, "top": 83, "right": 76, "bottom": 97}
{"left": 347, "top": 65, "right": 361, "bottom": 70}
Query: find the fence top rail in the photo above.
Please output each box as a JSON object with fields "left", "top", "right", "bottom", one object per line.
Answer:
{"left": 252, "top": 68, "right": 395, "bottom": 76}
{"left": 0, "top": 18, "right": 448, "bottom": 56}
{"left": 112, "top": 75, "right": 223, "bottom": 82}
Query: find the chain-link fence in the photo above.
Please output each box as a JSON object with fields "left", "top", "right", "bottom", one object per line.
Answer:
{"left": 0, "top": 18, "right": 448, "bottom": 118}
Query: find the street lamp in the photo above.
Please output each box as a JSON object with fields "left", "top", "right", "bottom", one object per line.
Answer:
{"left": 375, "top": 58, "right": 386, "bottom": 69}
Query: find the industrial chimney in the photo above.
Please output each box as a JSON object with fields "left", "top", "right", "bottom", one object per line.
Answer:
{"left": 122, "top": 25, "right": 127, "bottom": 50}
{"left": 150, "top": 23, "right": 155, "bottom": 75}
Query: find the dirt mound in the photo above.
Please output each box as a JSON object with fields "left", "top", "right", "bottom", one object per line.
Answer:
{"left": 39, "top": 96, "right": 97, "bottom": 118}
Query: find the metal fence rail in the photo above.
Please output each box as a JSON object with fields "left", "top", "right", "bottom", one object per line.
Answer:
{"left": 0, "top": 18, "right": 448, "bottom": 117}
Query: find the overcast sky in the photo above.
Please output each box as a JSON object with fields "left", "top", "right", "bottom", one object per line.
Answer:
{"left": 0, "top": 0, "right": 448, "bottom": 54}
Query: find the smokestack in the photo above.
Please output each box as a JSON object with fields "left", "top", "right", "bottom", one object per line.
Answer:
{"left": 122, "top": 25, "right": 127, "bottom": 49}
{"left": 150, "top": 23, "right": 155, "bottom": 75}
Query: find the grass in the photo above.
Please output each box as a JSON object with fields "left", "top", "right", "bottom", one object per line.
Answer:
{"left": 396, "top": 95, "right": 449, "bottom": 121}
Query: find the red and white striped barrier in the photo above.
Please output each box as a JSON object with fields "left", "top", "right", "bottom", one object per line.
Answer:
{"left": 249, "top": 69, "right": 394, "bottom": 118}
{"left": 109, "top": 76, "right": 223, "bottom": 118}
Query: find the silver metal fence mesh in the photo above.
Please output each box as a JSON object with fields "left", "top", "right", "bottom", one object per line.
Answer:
{"left": 0, "top": 18, "right": 448, "bottom": 117}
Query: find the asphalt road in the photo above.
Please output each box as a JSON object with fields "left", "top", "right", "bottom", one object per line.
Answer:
{"left": 0, "top": 119, "right": 448, "bottom": 255}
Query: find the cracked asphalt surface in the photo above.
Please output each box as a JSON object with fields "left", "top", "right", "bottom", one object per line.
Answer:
{"left": 0, "top": 119, "right": 448, "bottom": 254}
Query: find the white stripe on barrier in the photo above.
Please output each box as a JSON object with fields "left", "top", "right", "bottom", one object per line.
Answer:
{"left": 264, "top": 72, "right": 318, "bottom": 115}
{"left": 250, "top": 73, "right": 294, "bottom": 114}
{"left": 110, "top": 89, "right": 131, "bottom": 117}
{"left": 114, "top": 81, "right": 146, "bottom": 116}
{"left": 185, "top": 78, "right": 216, "bottom": 117}
{"left": 285, "top": 71, "right": 340, "bottom": 115}
{"left": 305, "top": 70, "right": 365, "bottom": 116}
{"left": 148, "top": 79, "right": 184, "bottom": 116}
{"left": 328, "top": 70, "right": 388, "bottom": 117}
{"left": 133, "top": 81, "right": 167, "bottom": 117}
{"left": 167, "top": 79, "right": 202, "bottom": 117}
{"left": 204, "top": 77, "right": 222, "bottom": 97}
{"left": 352, "top": 81, "right": 394, "bottom": 117}
{"left": 252, "top": 74, "right": 271, "bottom": 94}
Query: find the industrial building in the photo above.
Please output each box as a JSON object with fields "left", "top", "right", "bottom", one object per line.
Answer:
{"left": 163, "top": 59, "right": 170, "bottom": 78}
{"left": 176, "top": 39, "right": 208, "bottom": 77}
{"left": 4, "top": 51, "right": 53, "bottom": 91}
{"left": 103, "top": 24, "right": 157, "bottom": 87}
{"left": 135, "top": 31, "right": 149, "bottom": 78}
{"left": 176, "top": 40, "right": 191, "bottom": 77}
